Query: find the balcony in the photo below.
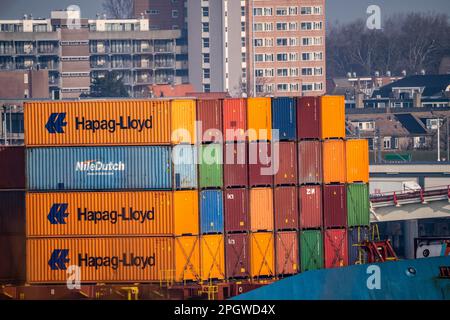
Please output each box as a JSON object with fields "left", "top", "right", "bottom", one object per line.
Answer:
{"left": 154, "top": 61, "right": 175, "bottom": 69}
{"left": 15, "top": 48, "right": 36, "bottom": 55}
{"left": 0, "top": 48, "right": 15, "bottom": 55}
{"left": 110, "top": 48, "right": 132, "bottom": 54}
{"left": 110, "top": 62, "right": 132, "bottom": 69}
{"left": 37, "top": 48, "right": 59, "bottom": 55}
{"left": 154, "top": 45, "right": 174, "bottom": 54}
{"left": 91, "top": 63, "right": 110, "bottom": 69}
{"left": 0, "top": 63, "right": 15, "bottom": 70}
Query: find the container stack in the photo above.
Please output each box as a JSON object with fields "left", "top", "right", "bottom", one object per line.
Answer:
{"left": 0, "top": 146, "right": 26, "bottom": 284}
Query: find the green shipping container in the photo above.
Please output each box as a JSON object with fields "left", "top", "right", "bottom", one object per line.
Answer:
{"left": 300, "top": 230, "right": 323, "bottom": 272}
{"left": 347, "top": 183, "right": 370, "bottom": 227}
{"left": 199, "top": 144, "right": 223, "bottom": 189}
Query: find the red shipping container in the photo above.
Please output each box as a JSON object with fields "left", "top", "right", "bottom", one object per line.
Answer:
{"left": 323, "top": 185, "right": 347, "bottom": 228}
{"left": 298, "top": 141, "right": 322, "bottom": 185}
{"left": 223, "top": 98, "right": 247, "bottom": 142}
{"left": 0, "top": 191, "right": 25, "bottom": 235}
{"left": 275, "top": 231, "right": 299, "bottom": 275}
{"left": 274, "top": 142, "right": 297, "bottom": 186}
{"left": 225, "top": 233, "right": 250, "bottom": 279}
{"left": 274, "top": 186, "right": 298, "bottom": 230}
{"left": 0, "top": 146, "right": 25, "bottom": 190}
{"left": 324, "top": 229, "right": 348, "bottom": 268}
{"left": 297, "top": 97, "right": 320, "bottom": 140}
{"left": 223, "top": 142, "right": 248, "bottom": 188}
{"left": 249, "top": 142, "right": 273, "bottom": 187}
{"left": 196, "top": 99, "right": 223, "bottom": 143}
{"left": 299, "top": 185, "right": 322, "bottom": 229}
{"left": 224, "top": 188, "right": 249, "bottom": 232}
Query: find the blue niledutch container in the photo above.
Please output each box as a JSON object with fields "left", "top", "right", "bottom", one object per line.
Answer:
{"left": 26, "top": 146, "right": 172, "bottom": 191}
{"left": 172, "top": 144, "right": 198, "bottom": 189}
{"left": 200, "top": 190, "right": 224, "bottom": 234}
{"left": 271, "top": 97, "right": 297, "bottom": 141}
{"left": 348, "top": 227, "right": 370, "bottom": 265}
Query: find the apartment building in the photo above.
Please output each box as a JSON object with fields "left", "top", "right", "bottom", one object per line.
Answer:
{"left": 133, "top": 0, "right": 187, "bottom": 32}
{"left": 247, "top": 0, "right": 326, "bottom": 97}
{"left": 0, "top": 10, "right": 188, "bottom": 99}
{"left": 0, "top": 69, "right": 49, "bottom": 99}
{"left": 188, "top": 0, "right": 247, "bottom": 95}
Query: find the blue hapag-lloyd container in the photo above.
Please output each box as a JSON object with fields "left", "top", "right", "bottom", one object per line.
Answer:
{"left": 200, "top": 190, "right": 224, "bottom": 234}
{"left": 172, "top": 144, "right": 198, "bottom": 189}
{"left": 26, "top": 146, "right": 173, "bottom": 191}
{"left": 271, "top": 97, "right": 297, "bottom": 141}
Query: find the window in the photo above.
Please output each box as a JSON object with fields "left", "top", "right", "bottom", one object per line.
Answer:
{"left": 289, "top": 53, "right": 298, "bottom": 61}
{"left": 289, "top": 22, "right": 297, "bottom": 30}
{"left": 289, "top": 38, "right": 297, "bottom": 46}
{"left": 264, "top": 23, "right": 273, "bottom": 31}
{"left": 172, "top": 10, "right": 179, "bottom": 18}
{"left": 241, "top": 6, "right": 245, "bottom": 16}
{"left": 289, "top": 7, "right": 298, "bottom": 15}
{"left": 277, "top": 84, "right": 288, "bottom": 92}
{"left": 383, "top": 137, "right": 391, "bottom": 149}
{"left": 203, "top": 53, "right": 210, "bottom": 64}
{"left": 302, "top": 53, "right": 312, "bottom": 61}
{"left": 255, "top": 69, "right": 264, "bottom": 77}
{"left": 314, "top": 6, "right": 322, "bottom": 14}
{"left": 276, "top": 38, "right": 288, "bottom": 46}
{"left": 264, "top": 38, "right": 273, "bottom": 46}
{"left": 203, "top": 68, "right": 210, "bottom": 79}
{"left": 253, "top": 8, "right": 263, "bottom": 16}
{"left": 301, "top": 22, "right": 312, "bottom": 30}
{"left": 314, "top": 83, "right": 323, "bottom": 91}
{"left": 277, "top": 68, "right": 288, "bottom": 77}
{"left": 314, "top": 52, "right": 323, "bottom": 61}
{"left": 314, "top": 37, "right": 323, "bottom": 45}
{"left": 264, "top": 69, "right": 274, "bottom": 77}
{"left": 276, "top": 53, "right": 288, "bottom": 61}
{"left": 302, "top": 37, "right": 312, "bottom": 46}
{"left": 241, "top": 37, "right": 246, "bottom": 47}
{"left": 276, "top": 23, "right": 287, "bottom": 31}
{"left": 254, "top": 23, "right": 264, "bottom": 31}
{"left": 203, "top": 84, "right": 211, "bottom": 92}
{"left": 414, "top": 136, "right": 426, "bottom": 149}
{"left": 300, "top": 7, "right": 312, "bottom": 15}
{"left": 202, "top": 38, "right": 210, "bottom": 48}
{"left": 302, "top": 68, "right": 313, "bottom": 76}
{"left": 255, "top": 54, "right": 264, "bottom": 62}
{"left": 241, "top": 52, "right": 246, "bottom": 62}
{"left": 314, "top": 67, "right": 323, "bottom": 75}
{"left": 265, "top": 54, "right": 274, "bottom": 62}
{"left": 264, "top": 8, "right": 273, "bottom": 16}
{"left": 202, "top": 23, "right": 209, "bottom": 32}
{"left": 202, "top": 7, "right": 209, "bottom": 17}
{"left": 302, "top": 83, "right": 313, "bottom": 92}
{"left": 256, "top": 85, "right": 264, "bottom": 93}
{"left": 276, "top": 8, "right": 287, "bottom": 16}
{"left": 147, "top": 9, "right": 160, "bottom": 15}
{"left": 290, "top": 68, "right": 299, "bottom": 76}
{"left": 314, "top": 22, "right": 323, "bottom": 30}
{"left": 241, "top": 22, "right": 246, "bottom": 32}
{"left": 290, "top": 83, "right": 299, "bottom": 91}
{"left": 254, "top": 39, "right": 263, "bottom": 47}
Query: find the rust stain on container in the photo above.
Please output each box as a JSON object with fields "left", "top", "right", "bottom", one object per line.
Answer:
{"left": 298, "top": 141, "right": 322, "bottom": 185}
{"left": 225, "top": 233, "right": 250, "bottom": 279}
{"left": 24, "top": 100, "right": 172, "bottom": 146}
{"left": 299, "top": 185, "right": 322, "bottom": 230}
{"left": 0, "top": 146, "right": 25, "bottom": 190}
{"left": 274, "top": 186, "right": 298, "bottom": 231}
{"left": 322, "top": 139, "right": 346, "bottom": 184}
{"left": 275, "top": 231, "right": 299, "bottom": 275}
{"left": 247, "top": 97, "right": 272, "bottom": 142}
{"left": 196, "top": 99, "right": 223, "bottom": 143}
{"left": 200, "top": 234, "right": 225, "bottom": 281}
{"left": 224, "top": 188, "right": 249, "bottom": 233}
{"left": 223, "top": 142, "right": 248, "bottom": 188}
{"left": 346, "top": 139, "right": 369, "bottom": 183}
{"left": 250, "top": 232, "right": 275, "bottom": 278}
{"left": 250, "top": 188, "right": 274, "bottom": 232}
{"left": 223, "top": 98, "right": 247, "bottom": 142}
{"left": 323, "top": 184, "right": 347, "bottom": 229}
{"left": 274, "top": 141, "right": 297, "bottom": 186}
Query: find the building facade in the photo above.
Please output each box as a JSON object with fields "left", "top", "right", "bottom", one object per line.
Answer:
{"left": 0, "top": 10, "right": 189, "bottom": 99}
{"left": 133, "top": 0, "right": 187, "bottom": 32}
{"left": 247, "top": 0, "right": 326, "bottom": 97}
{"left": 0, "top": 69, "right": 49, "bottom": 99}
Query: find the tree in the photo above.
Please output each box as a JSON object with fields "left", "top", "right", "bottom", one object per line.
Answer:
{"left": 89, "top": 72, "right": 130, "bottom": 98}
{"left": 102, "top": 0, "right": 134, "bottom": 19}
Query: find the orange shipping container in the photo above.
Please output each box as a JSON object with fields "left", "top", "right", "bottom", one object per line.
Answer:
{"left": 323, "top": 140, "right": 346, "bottom": 184}
{"left": 171, "top": 99, "right": 197, "bottom": 144}
{"left": 27, "top": 237, "right": 174, "bottom": 283}
{"left": 345, "top": 139, "right": 369, "bottom": 183}
{"left": 320, "top": 96, "right": 345, "bottom": 139}
{"left": 247, "top": 97, "right": 272, "bottom": 141}
{"left": 200, "top": 234, "right": 225, "bottom": 281}
{"left": 174, "top": 236, "right": 200, "bottom": 282}
{"left": 250, "top": 232, "right": 275, "bottom": 278}
{"left": 24, "top": 100, "right": 171, "bottom": 146}
{"left": 250, "top": 188, "right": 274, "bottom": 231}
{"left": 26, "top": 191, "right": 199, "bottom": 237}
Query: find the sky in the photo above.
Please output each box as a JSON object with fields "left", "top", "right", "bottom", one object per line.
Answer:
{"left": 0, "top": 0, "right": 449, "bottom": 21}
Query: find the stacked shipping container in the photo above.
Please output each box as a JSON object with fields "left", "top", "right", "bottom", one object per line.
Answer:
{"left": 11, "top": 95, "right": 370, "bottom": 285}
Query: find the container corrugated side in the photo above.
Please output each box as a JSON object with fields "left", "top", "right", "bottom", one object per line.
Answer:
{"left": 323, "top": 184, "right": 347, "bottom": 229}
{"left": 26, "top": 191, "right": 200, "bottom": 237}
{"left": 24, "top": 100, "right": 172, "bottom": 146}
{"left": 225, "top": 233, "right": 250, "bottom": 279}
{"left": 171, "top": 99, "right": 197, "bottom": 144}
{"left": 298, "top": 141, "right": 322, "bottom": 185}
{"left": 299, "top": 185, "right": 322, "bottom": 229}
{"left": 27, "top": 237, "right": 175, "bottom": 283}
{"left": 224, "top": 188, "right": 249, "bottom": 233}
{"left": 0, "top": 191, "right": 25, "bottom": 235}
{"left": 248, "top": 142, "right": 273, "bottom": 187}
{"left": 173, "top": 145, "right": 198, "bottom": 189}
{"left": 247, "top": 97, "right": 272, "bottom": 142}
{"left": 347, "top": 184, "right": 370, "bottom": 227}
{"left": 0, "top": 235, "right": 25, "bottom": 283}
{"left": 173, "top": 191, "right": 199, "bottom": 236}
{"left": 275, "top": 231, "right": 299, "bottom": 275}
{"left": 322, "top": 140, "right": 346, "bottom": 184}
{"left": 200, "top": 234, "right": 225, "bottom": 280}
{"left": 197, "top": 99, "right": 223, "bottom": 143}
{"left": 223, "top": 142, "right": 248, "bottom": 188}
{"left": 297, "top": 97, "right": 321, "bottom": 140}
{"left": 223, "top": 98, "right": 247, "bottom": 142}
{"left": 300, "top": 230, "right": 323, "bottom": 272}
{"left": 174, "top": 235, "right": 200, "bottom": 282}
{"left": 0, "top": 146, "right": 25, "bottom": 189}
{"left": 271, "top": 97, "right": 296, "bottom": 141}
{"left": 250, "top": 232, "right": 275, "bottom": 278}
{"left": 274, "top": 142, "right": 297, "bottom": 186}
{"left": 324, "top": 229, "right": 348, "bottom": 269}
{"left": 26, "top": 146, "right": 172, "bottom": 191}
{"left": 274, "top": 186, "right": 298, "bottom": 231}
{"left": 250, "top": 188, "right": 274, "bottom": 231}
{"left": 320, "top": 96, "right": 345, "bottom": 139}
{"left": 198, "top": 144, "right": 223, "bottom": 189}
{"left": 346, "top": 139, "right": 369, "bottom": 183}
{"left": 200, "top": 190, "right": 224, "bottom": 234}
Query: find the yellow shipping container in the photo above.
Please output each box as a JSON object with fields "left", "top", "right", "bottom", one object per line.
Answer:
{"left": 200, "top": 234, "right": 225, "bottom": 281}
{"left": 171, "top": 99, "right": 197, "bottom": 144}
{"left": 247, "top": 97, "right": 272, "bottom": 141}
{"left": 250, "top": 188, "right": 274, "bottom": 232}
{"left": 26, "top": 191, "right": 198, "bottom": 237}
{"left": 345, "top": 139, "right": 369, "bottom": 183}
{"left": 322, "top": 139, "right": 346, "bottom": 184}
{"left": 174, "top": 236, "right": 200, "bottom": 282}
{"left": 250, "top": 232, "right": 274, "bottom": 278}
{"left": 24, "top": 100, "right": 172, "bottom": 146}
{"left": 320, "top": 96, "right": 345, "bottom": 139}
{"left": 27, "top": 237, "right": 174, "bottom": 283}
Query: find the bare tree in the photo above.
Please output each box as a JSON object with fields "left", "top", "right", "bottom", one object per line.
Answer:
{"left": 102, "top": 0, "right": 134, "bottom": 19}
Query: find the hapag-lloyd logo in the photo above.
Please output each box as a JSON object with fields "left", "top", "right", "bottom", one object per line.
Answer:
{"left": 76, "top": 160, "right": 125, "bottom": 176}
